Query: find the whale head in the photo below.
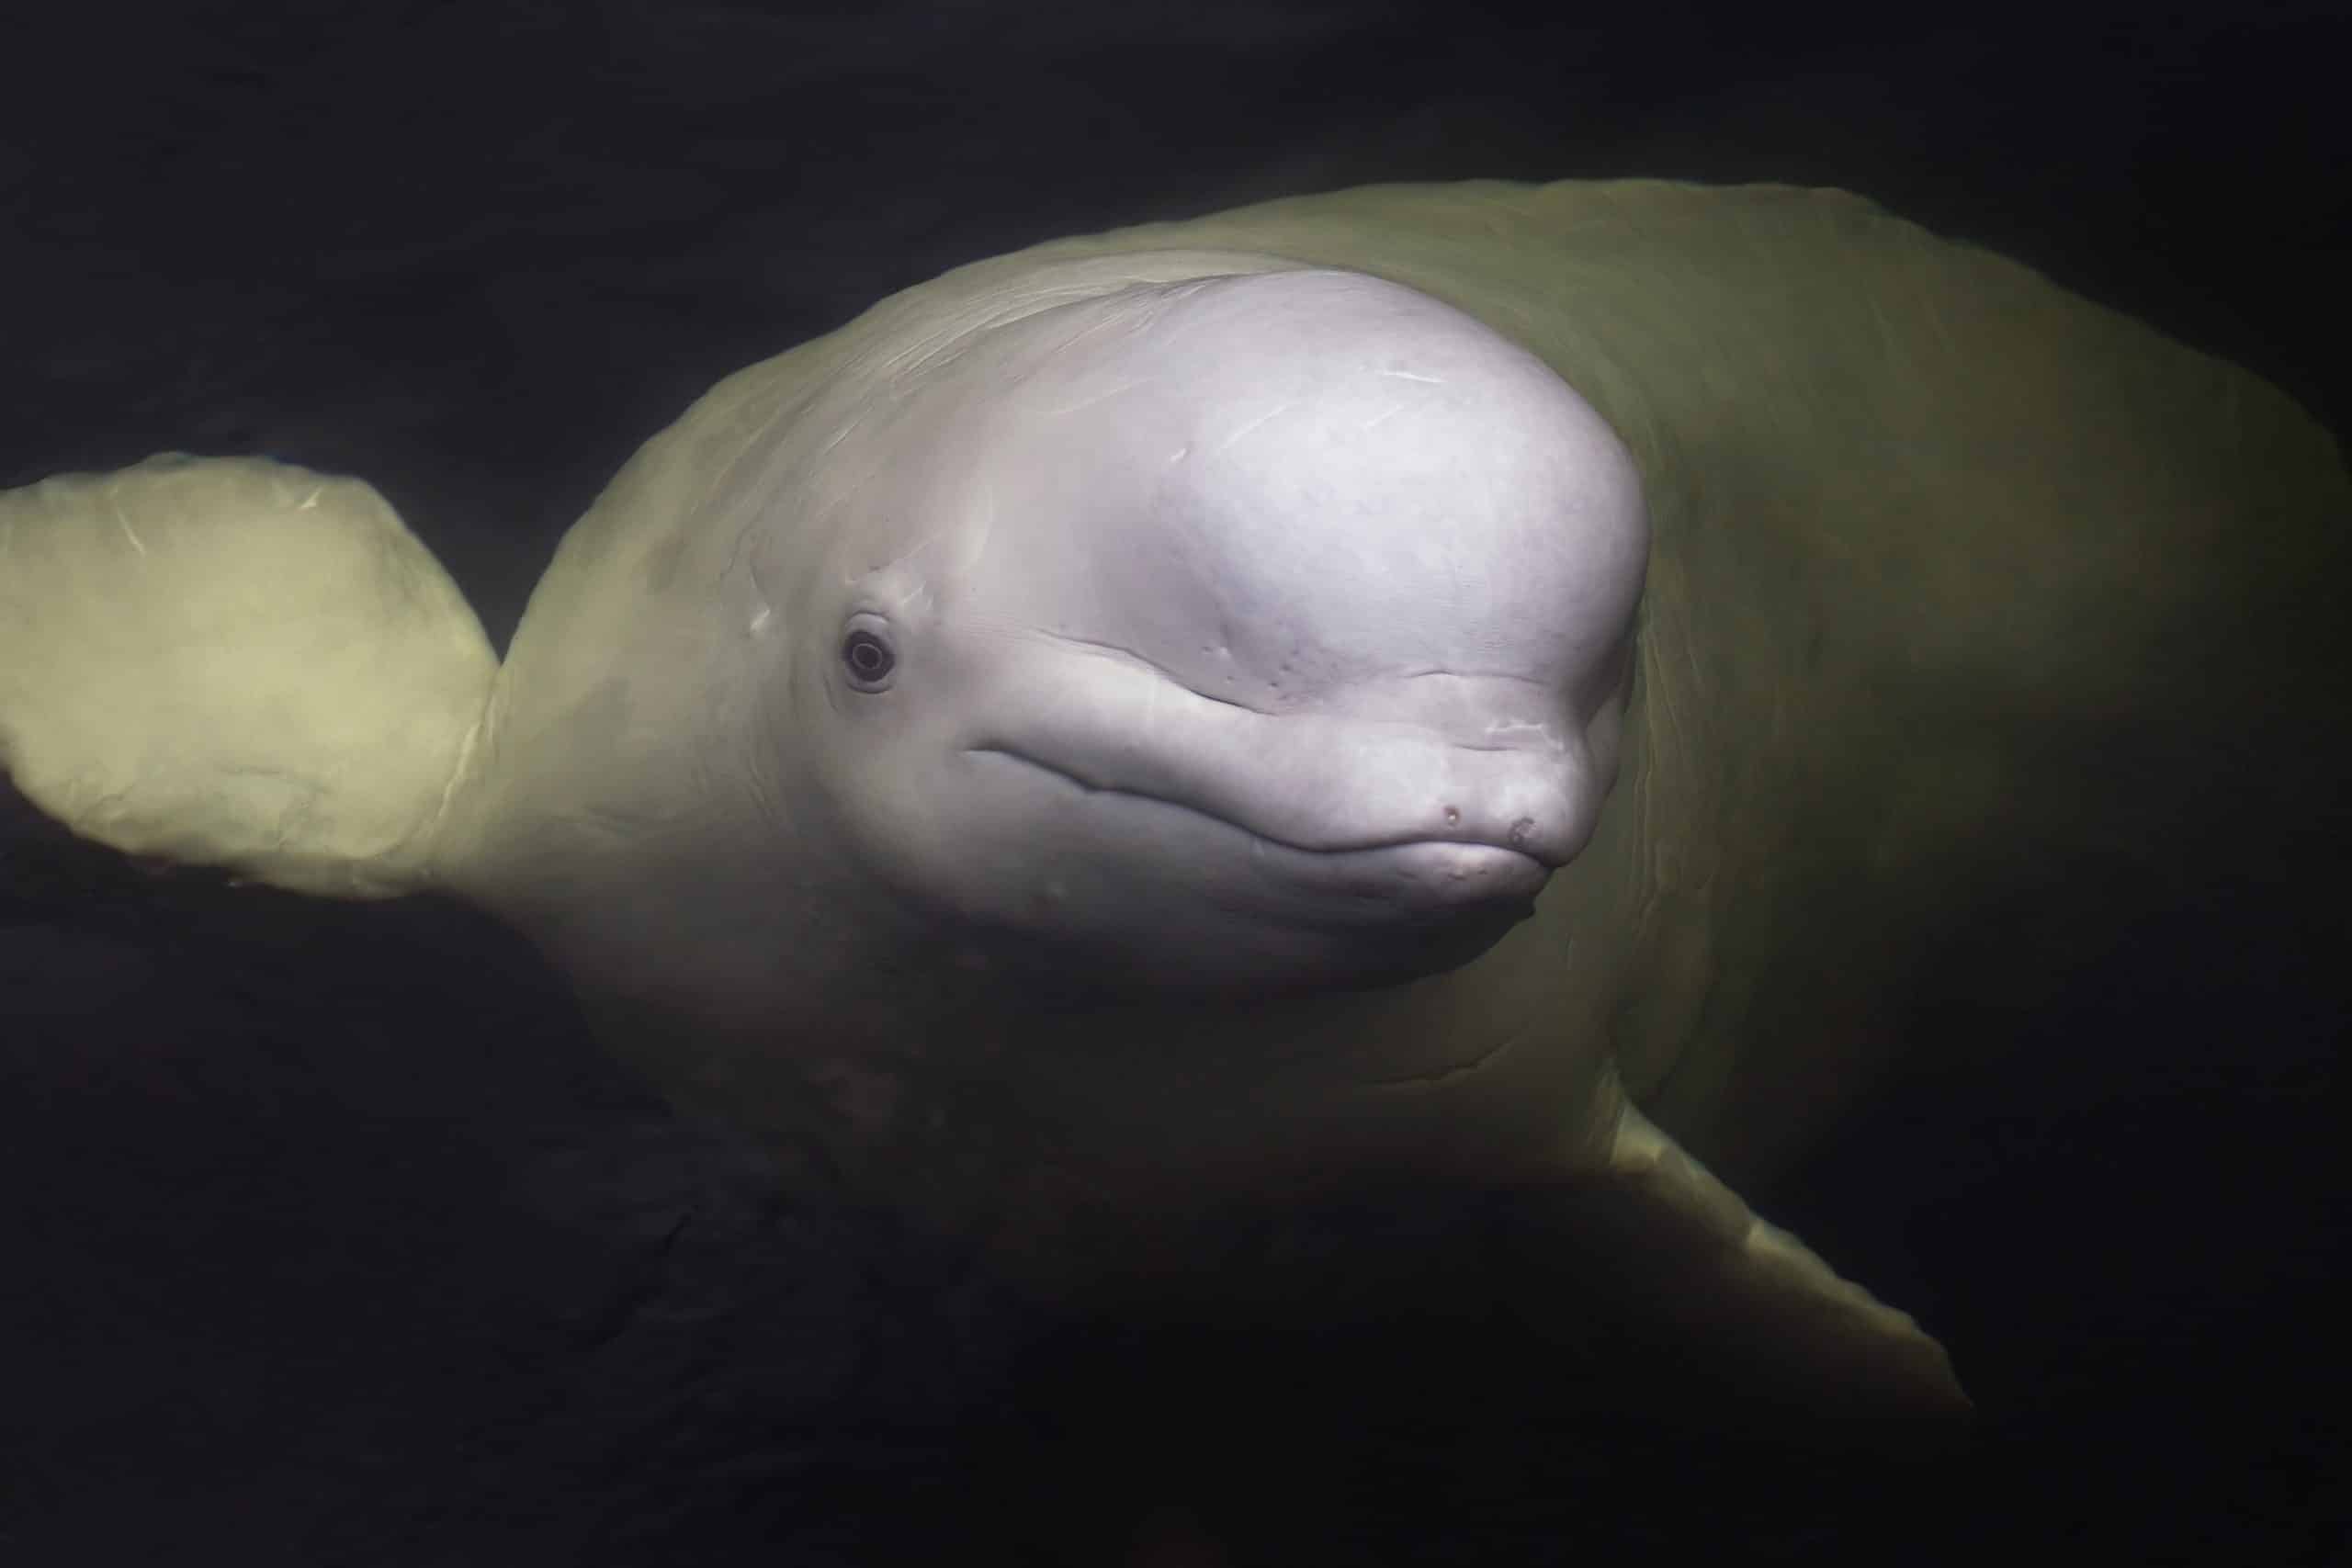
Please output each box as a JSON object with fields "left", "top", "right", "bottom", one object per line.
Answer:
{"left": 754, "top": 267, "right": 1648, "bottom": 1001}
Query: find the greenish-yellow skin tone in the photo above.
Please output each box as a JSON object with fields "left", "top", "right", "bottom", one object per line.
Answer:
{"left": 5, "top": 180, "right": 2345, "bottom": 1416}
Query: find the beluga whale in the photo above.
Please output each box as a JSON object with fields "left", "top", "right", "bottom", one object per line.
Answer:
{"left": 6, "top": 179, "right": 2344, "bottom": 1421}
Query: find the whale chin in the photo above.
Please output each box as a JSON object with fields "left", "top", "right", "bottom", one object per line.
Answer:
{"left": 943, "top": 876, "right": 1540, "bottom": 1010}
{"left": 1310, "top": 907, "right": 1536, "bottom": 994}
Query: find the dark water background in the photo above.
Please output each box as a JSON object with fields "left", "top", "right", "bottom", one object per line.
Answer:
{"left": 3, "top": 3, "right": 2346, "bottom": 1562}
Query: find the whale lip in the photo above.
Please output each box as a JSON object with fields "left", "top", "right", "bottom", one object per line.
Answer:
{"left": 968, "top": 745, "right": 1555, "bottom": 921}
{"left": 1258, "top": 837, "right": 1551, "bottom": 921}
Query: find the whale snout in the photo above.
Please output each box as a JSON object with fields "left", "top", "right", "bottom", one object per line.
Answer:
{"left": 1423, "top": 776, "right": 1588, "bottom": 872}
{"left": 966, "top": 713, "right": 1591, "bottom": 942}
{"left": 951, "top": 637, "right": 1616, "bottom": 932}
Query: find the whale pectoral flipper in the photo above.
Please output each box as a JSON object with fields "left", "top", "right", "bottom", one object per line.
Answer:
{"left": 0, "top": 454, "right": 496, "bottom": 899}
{"left": 1526, "top": 1096, "right": 1969, "bottom": 1418}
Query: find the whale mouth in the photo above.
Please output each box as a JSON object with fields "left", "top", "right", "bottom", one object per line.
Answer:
{"left": 1242, "top": 835, "right": 1550, "bottom": 921}
{"left": 967, "top": 745, "right": 1554, "bottom": 924}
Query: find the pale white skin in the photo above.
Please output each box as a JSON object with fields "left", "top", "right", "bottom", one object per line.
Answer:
{"left": 406, "top": 263, "right": 1955, "bottom": 1413}
{"left": 760, "top": 272, "right": 1651, "bottom": 1231}
{"left": 799, "top": 270, "right": 1644, "bottom": 998}
{"left": 435, "top": 269, "right": 1655, "bottom": 1211}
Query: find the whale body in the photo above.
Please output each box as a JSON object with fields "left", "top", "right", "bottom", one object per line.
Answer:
{"left": 6, "top": 179, "right": 2345, "bottom": 1418}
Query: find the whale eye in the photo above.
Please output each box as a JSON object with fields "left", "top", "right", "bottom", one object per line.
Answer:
{"left": 840, "top": 625, "right": 897, "bottom": 691}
